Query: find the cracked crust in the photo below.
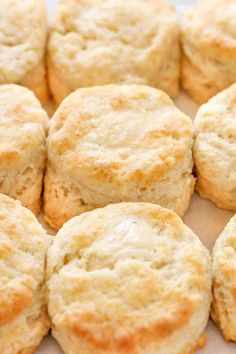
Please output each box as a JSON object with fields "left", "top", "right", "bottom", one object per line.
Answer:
{"left": 48, "top": 0, "right": 180, "bottom": 105}
{"left": 44, "top": 84, "right": 194, "bottom": 229}
{"left": 181, "top": 0, "right": 236, "bottom": 104}
{"left": 0, "top": 194, "right": 51, "bottom": 354}
{"left": 193, "top": 83, "right": 236, "bottom": 211}
{"left": 47, "top": 202, "right": 212, "bottom": 354}
{"left": 0, "top": 84, "right": 48, "bottom": 214}
{"left": 0, "top": 0, "right": 48, "bottom": 105}
{"left": 211, "top": 215, "right": 236, "bottom": 342}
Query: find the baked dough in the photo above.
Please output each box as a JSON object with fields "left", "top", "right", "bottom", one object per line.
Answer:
{"left": 0, "top": 84, "right": 48, "bottom": 214}
{"left": 47, "top": 202, "right": 212, "bottom": 354}
{"left": 0, "top": 194, "right": 50, "bottom": 354}
{"left": 181, "top": 0, "right": 236, "bottom": 104}
{"left": 194, "top": 83, "right": 236, "bottom": 211}
{"left": 44, "top": 84, "right": 194, "bottom": 229}
{"left": 212, "top": 214, "right": 236, "bottom": 342}
{"left": 48, "top": 0, "right": 180, "bottom": 105}
{"left": 0, "top": 0, "right": 48, "bottom": 105}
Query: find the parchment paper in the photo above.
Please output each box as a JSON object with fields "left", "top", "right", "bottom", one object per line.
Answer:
{"left": 35, "top": 1, "right": 236, "bottom": 352}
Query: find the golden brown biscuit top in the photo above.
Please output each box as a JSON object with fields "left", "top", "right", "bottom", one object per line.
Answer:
{"left": 48, "top": 85, "right": 192, "bottom": 185}
{"left": 0, "top": 0, "right": 47, "bottom": 83}
{"left": 47, "top": 202, "right": 211, "bottom": 352}
{"left": 183, "top": 0, "right": 236, "bottom": 55}
{"left": 0, "top": 194, "right": 50, "bottom": 326}
{"left": 0, "top": 85, "right": 48, "bottom": 169}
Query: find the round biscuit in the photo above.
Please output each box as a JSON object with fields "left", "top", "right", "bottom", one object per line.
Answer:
{"left": 44, "top": 84, "right": 194, "bottom": 229}
{"left": 212, "top": 214, "right": 236, "bottom": 342}
{"left": 194, "top": 83, "right": 236, "bottom": 211}
{"left": 47, "top": 202, "right": 212, "bottom": 354}
{"left": 48, "top": 0, "right": 180, "bottom": 104}
{"left": 181, "top": 0, "right": 236, "bottom": 104}
{"left": 0, "top": 84, "right": 48, "bottom": 214}
{"left": 0, "top": 0, "right": 48, "bottom": 104}
{"left": 0, "top": 194, "right": 50, "bottom": 354}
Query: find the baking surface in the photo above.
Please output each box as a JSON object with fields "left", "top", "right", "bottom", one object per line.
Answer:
{"left": 35, "top": 0, "right": 236, "bottom": 353}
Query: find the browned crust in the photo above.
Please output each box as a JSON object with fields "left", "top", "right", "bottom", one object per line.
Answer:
{"left": 57, "top": 296, "right": 194, "bottom": 353}
{"left": 184, "top": 333, "right": 206, "bottom": 354}
{"left": 195, "top": 172, "right": 236, "bottom": 212}
{"left": 20, "top": 59, "right": 49, "bottom": 106}
{"left": 0, "top": 279, "right": 33, "bottom": 325}
{"left": 2, "top": 310, "right": 50, "bottom": 354}
{"left": 211, "top": 280, "right": 236, "bottom": 342}
{"left": 47, "top": 56, "right": 71, "bottom": 107}
{"left": 181, "top": 53, "right": 222, "bottom": 104}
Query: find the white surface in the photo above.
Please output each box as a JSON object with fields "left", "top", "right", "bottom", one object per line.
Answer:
{"left": 36, "top": 1, "right": 236, "bottom": 353}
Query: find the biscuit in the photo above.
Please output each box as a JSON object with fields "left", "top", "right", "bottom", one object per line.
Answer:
{"left": 44, "top": 84, "right": 194, "bottom": 229}
{"left": 0, "top": 0, "right": 48, "bottom": 105}
{"left": 193, "top": 83, "right": 236, "bottom": 211}
{"left": 0, "top": 194, "right": 50, "bottom": 354}
{"left": 47, "top": 202, "right": 212, "bottom": 354}
{"left": 48, "top": 0, "right": 180, "bottom": 105}
{"left": 0, "top": 84, "right": 48, "bottom": 214}
{"left": 181, "top": 0, "right": 236, "bottom": 104}
{"left": 212, "top": 214, "right": 236, "bottom": 342}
